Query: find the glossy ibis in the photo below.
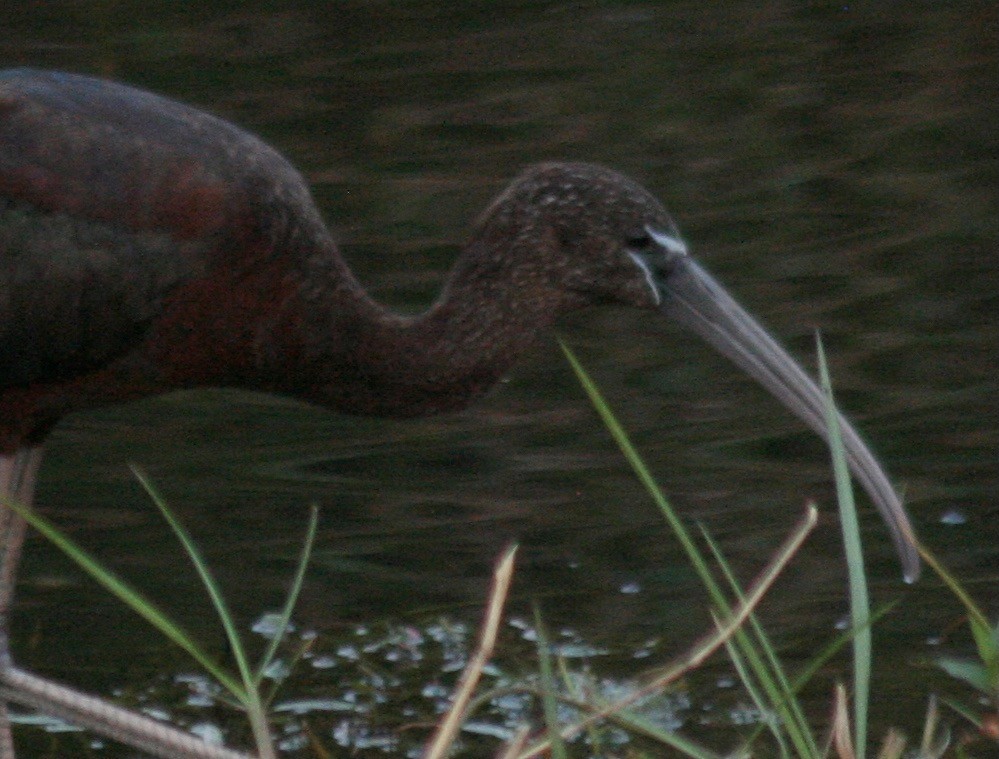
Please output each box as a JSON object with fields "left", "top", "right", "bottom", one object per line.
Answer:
{"left": 0, "top": 69, "right": 918, "bottom": 758}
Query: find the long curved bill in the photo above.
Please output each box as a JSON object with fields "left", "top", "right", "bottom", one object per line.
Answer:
{"left": 658, "top": 246, "right": 920, "bottom": 582}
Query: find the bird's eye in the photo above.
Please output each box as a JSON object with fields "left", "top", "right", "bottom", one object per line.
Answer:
{"left": 626, "top": 233, "right": 653, "bottom": 250}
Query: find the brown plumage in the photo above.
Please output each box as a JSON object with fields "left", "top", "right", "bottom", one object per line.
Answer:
{"left": 0, "top": 69, "right": 918, "bottom": 758}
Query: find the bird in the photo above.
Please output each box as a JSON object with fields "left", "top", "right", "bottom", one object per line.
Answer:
{"left": 0, "top": 68, "right": 919, "bottom": 758}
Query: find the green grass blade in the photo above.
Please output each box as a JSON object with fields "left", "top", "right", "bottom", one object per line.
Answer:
{"left": 1, "top": 492, "right": 244, "bottom": 697}
{"left": 701, "top": 526, "right": 817, "bottom": 758}
{"left": 558, "top": 339, "right": 715, "bottom": 592}
{"left": 789, "top": 601, "right": 896, "bottom": 694}
{"left": 816, "top": 334, "right": 871, "bottom": 759}
{"left": 939, "top": 696, "right": 983, "bottom": 731}
{"left": 561, "top": 339, "right": 822, "bottom": 758}
{"left": 532, "top": 602, "right": 568, "bottom": 759}
{"left": 597, "top": 708, "right": 723, "bottom": 758}
{"left": 935, "top": 657, "right": 993, "bottom": 693}
{"left": 717, "top": 613, "right": 792, "bottom": 759}
{"left": 131, "top": 466, "right": 256, "bottom": 695}
{"left": 918, "top": 543, "right": 999, "bottom": 689}
{"left": 556, "top": 658, "right": 606, "bottom": 754}
{"left": 256, "top": 503, "right": 319, "bottom": 687}
{"left": 131, "top": 466, "right": 279, "bottom": 758}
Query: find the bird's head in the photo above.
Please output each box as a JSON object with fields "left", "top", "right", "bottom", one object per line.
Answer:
{"left": 472, "top": 161, "right": 689, "bottom": 311}
{"left": 471, "top": 161, "right": 920, "bottom": 583}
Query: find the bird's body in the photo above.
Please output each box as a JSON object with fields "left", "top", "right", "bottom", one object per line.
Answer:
{"left": 1, "top": 69, "right": 440, "bottom": 442}
{"left": 0, "top": 69, "right": 673, "bottom": 445}
{"left": 0, "top": 69, "right": 919, "bottom": 758}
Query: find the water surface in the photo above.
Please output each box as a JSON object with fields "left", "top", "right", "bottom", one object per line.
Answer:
{"left": 3, "top": 1, "right": 997, "bottom": 755}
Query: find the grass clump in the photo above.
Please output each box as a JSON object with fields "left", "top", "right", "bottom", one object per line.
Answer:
{"left": 5, "top": 470, "right": 318, "bottom": 759}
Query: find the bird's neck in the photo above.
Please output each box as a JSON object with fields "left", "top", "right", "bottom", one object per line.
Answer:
{"left": 269, "top": 236, "right": 566, "bottom": 418}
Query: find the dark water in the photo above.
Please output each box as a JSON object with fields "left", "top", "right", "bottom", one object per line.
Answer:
{"left": 3, "top": 1, "right": 998, "bottom": 755}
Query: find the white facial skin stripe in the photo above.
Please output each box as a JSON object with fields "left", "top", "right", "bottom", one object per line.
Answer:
{"left": 627, "top": 226, "right": 689, "bottom": 305}
{"left": 627, "top": 251, "right": 662, "bottom": 306}
{"left": 646, "top": 225, "right": 688, "bottom": 256}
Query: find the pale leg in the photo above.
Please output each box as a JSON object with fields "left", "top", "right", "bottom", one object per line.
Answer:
{"left": 0, "top": 448, "right": 42, "bottom": 759}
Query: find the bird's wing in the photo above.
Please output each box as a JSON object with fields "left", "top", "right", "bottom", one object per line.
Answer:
{"left": 0, "top": 69, "right": 304, "bottom": 387}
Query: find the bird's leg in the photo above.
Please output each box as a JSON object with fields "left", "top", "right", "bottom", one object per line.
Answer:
{"left": 0, "top": 451, "right": 256, "bottom": 759}
{"left": 0, "top": 448, "right": 42, "bottom": 759}
{"left": 0, "top": 449, "right": 41, "bottom": 646}
{"left": 0, "top": 667, "right": 256, "bottom": 759}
